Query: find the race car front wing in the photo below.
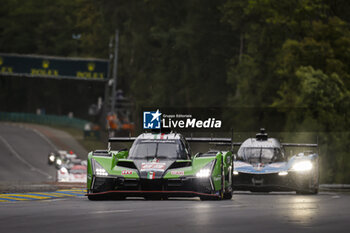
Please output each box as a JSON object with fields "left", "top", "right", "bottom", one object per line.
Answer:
{"left": 233, "top": 171, "right": 316, "bottom": 192}
{"left": 87, "top": 175, "right": 218, "bottom": 198}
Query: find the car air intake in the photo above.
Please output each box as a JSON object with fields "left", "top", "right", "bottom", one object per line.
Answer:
{"left": 256, "top": 128, "right": 268, "bottom": 141}
{"left": 168, "top": 161, "right": 192, "bottom": 169}
{"left": 93, "top": 150, "right": 110, "bottom": 156}
{"left": 117, "top": 161, "right": 137, "bottom": 169}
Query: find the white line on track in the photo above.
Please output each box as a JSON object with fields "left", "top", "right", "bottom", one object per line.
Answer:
{"left": 220, "top": 204, "right": 244, "bottom": 208}
{"left": 40, "top": 198, "right": 68, "bottom": 202}
{"left": 0, "top": 135, "right": 52, "bottom": 179}
{"left": 30, "top": 128, "right": 59, "bottom": 151}
{"left": 89, "top": 205, "right": 240, "bottom": 215}
{"left": 91, "top": 210, "right": 132, "bottom": 214}
{"left": 9, "top": 123, "right": 58, "bottom": 152}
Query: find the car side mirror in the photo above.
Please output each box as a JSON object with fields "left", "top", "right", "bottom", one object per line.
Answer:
{"left": 117, "top": 149, "right": 128, "bottom": 159}
{"left": 185, "top": 148, "right": 191, "bottom": 157}
{"left": 192, "top": 152, "right": 201, "bottom": 160}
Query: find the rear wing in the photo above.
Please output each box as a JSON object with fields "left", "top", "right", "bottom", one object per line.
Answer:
{"left": 185, "top": 137, "right": 231, "bottom": 143}
{"left": 109, "top": 137, "right": 235, "bottom": 143}
{"left": 185, "top": 137, "right": 242, "bottom": 152}
{"left": 207, "top": 141, "right": 242, "bottom": 148}
{"left": 210, "top": 142, "right": 319, "bottom": 155}
{"left": 109, "top": 137, "right": 137, "bottom": 142}
{"left": 108, "top": 138, "right": 318, "bottom": 148}
{"left": 108, "top": 136, "right": 238, "bottom": 151}
{"left": 108, "top": 137, "right": 136, "bottom": 152}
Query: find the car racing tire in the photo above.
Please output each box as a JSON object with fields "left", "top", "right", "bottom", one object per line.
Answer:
{"left": 296, "top": 190, "right": 317, "bottom": 195}
{"left": 296, "top": 183, "right": 319, "bottom": 195}
{"left": 223, "top": 190, "right": 233, "bottom": 200}
{"left": 296, "top": 170, "right": 319, "bottom": 195}
{"left": 296, "top": 187, "right": 318, "bottom": 195}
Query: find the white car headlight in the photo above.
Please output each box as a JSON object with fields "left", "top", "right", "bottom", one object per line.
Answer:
{"left": 96, "top": 168, "right": 108, "bottom": 176}
{"left": 196, "top": 160, "right": 215, "bottom": 178}
{"left": 278, "top": 171, "right": 288, "bottom": 176}
{"left": 292, "top": 161, "right": 313, "bottom": 172}
{"left": 196, "top": 168, "right": 211, "bottom": 178}
{"left": 60, "top": 167, "right": 68, "bottom": 174}
{"left": 93, "top": 159, "right": 108, "bottom": 176}
{"left": 49, "top": 155, "right": 55, "bottom": 162}
{"left": 56, "top": 158, "right": 62, "bottom": 166}
{"left": 233, "top": 170, "right": 239, "bottom": 175}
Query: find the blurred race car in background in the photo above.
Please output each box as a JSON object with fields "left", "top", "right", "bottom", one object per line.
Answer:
{"left": 48, "top": 150, "right": 87, "bottom": 183}
{"left": 86, "top": 132, "right": 234, "bottom": 200}
{"left": 57, "top": 164, "right": 87, "bottom": 183}
{"left": 233, "top": 129, "right": 319, "bottom": 194}
{"left": 48, "top": 150, "right": 79, "bottom": 168}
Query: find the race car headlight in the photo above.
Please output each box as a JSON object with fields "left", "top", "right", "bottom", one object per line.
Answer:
{"left": 196, "top": 169, "right": 211, "bottom": 178}
{"left": 292, "top": 161, "right": 313, "bottom": 172}
{"left": 196, "top": 160, "right": 215, "bottom": 178}
{"left": 96, "top": 168, "right": 108, "bottom": 176}
{"left": 49, "top": 155, "right": 55, "bottom": 162}
{"left": 60, "top": 167, "right": 68, "bottom": 174}
{"left": 93, "top": 159, "right": 108, "bottom": 176}
{"left": 56, "top": 158, "right": 62, "bottom": 166}
{"left": 278, "top": 171, "right": 288, "bottom": 176}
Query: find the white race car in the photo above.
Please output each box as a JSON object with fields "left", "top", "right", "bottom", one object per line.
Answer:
{"left": 48, "top": 150, "right": 78, "bottom": 168}
{"left": 57, "top": 164, "right": 87, "bottom": 183}
{"left": 233, "top": 129, "right": 319, "bottom": 194}
{"left": 48, "top": 150, "right": 87, "bottom": 183}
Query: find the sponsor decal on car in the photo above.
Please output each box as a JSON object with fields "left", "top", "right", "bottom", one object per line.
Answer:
{"left": 141, "top": 162, "right": 166, "bottom": 171}
{"left": 253, "top": 163, "right": 264, "bottom": 171}
{"left": 147, "top": 171, "right": 155, "bottom": 180}
{"left": 152, "top": 158, "right": 160, "bottom": 163}
{"left": 121, "top": 170, "right": 133, "bottom": 175}
{"left": 170, "top": 171, "right": 184, "bottom": 176}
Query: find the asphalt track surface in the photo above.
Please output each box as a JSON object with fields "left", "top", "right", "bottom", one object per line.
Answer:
{"left": 0, "top": 191, "right": 349, "bottom": 233}
{"left": 0, "top": 123, "right": 57, "bottom": 183}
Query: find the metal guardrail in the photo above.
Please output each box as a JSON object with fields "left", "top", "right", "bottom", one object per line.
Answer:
{"left": 0, "top": 112, "right": 89, "bottom": 130}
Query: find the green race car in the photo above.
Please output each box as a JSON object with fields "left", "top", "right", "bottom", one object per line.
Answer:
{"left": 86, "top": 132, "right": 233, "bottom": 200}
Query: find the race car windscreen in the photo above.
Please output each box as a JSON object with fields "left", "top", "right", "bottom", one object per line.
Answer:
{"left": 128, "top": 139, "right": 187, "bottom": 160}
{"left": 237, "top": 147, "right": 285, "bottom": 164}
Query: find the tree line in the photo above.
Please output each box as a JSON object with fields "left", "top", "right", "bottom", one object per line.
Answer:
{"left": 1, "top": 0, "right": 350, "bottom": 183}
